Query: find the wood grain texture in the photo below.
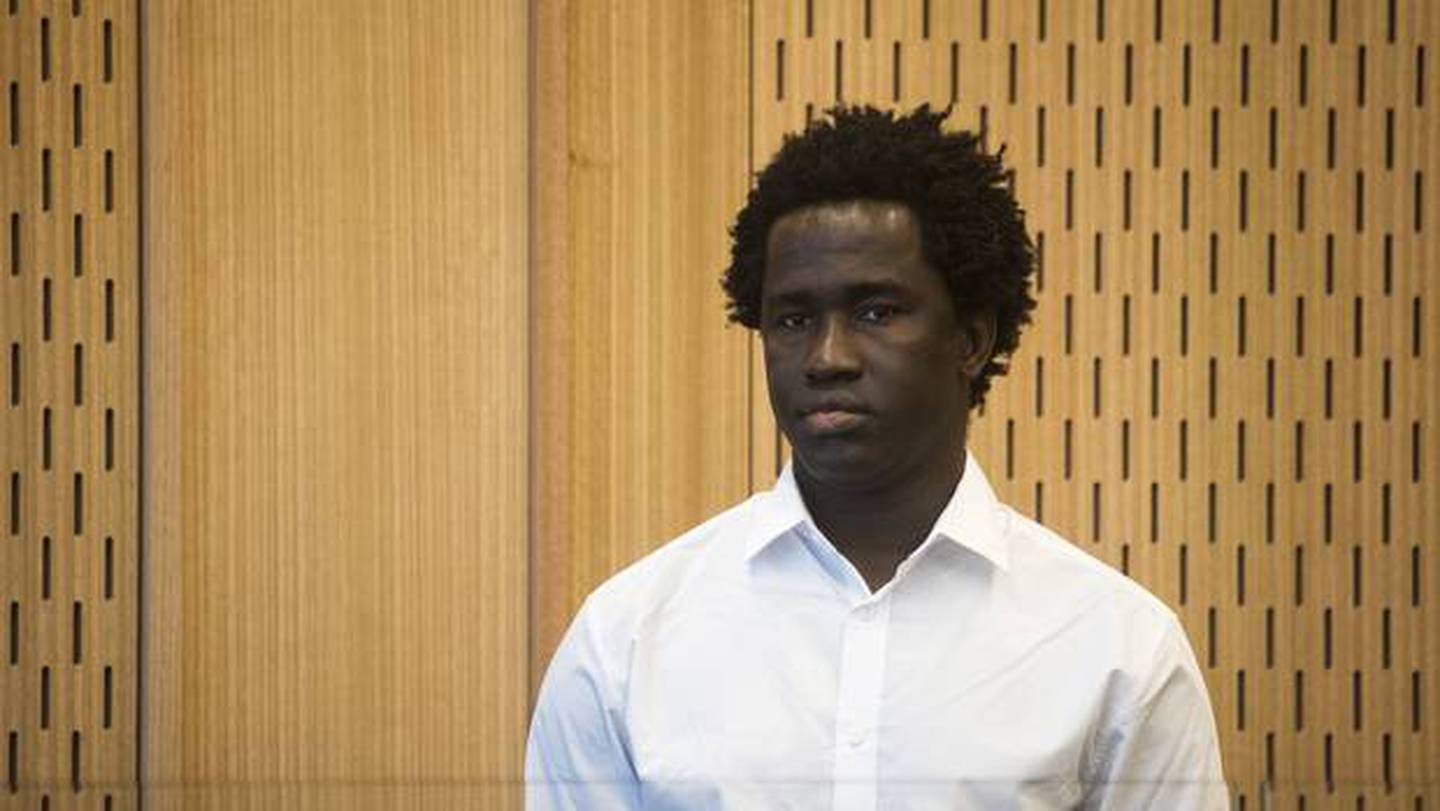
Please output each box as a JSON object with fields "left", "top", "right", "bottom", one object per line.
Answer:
{"left": 2, "top": 1, "right": 139, "bottom": 809}
{"left": 45, "top": 0, "right": 1428, "bottom": 805}
{"left": 142, "top": 1, "right": 528, "bottom": 807}
{"left": 530, "top": 0, "right": 753, "bottom": 694}
{"left": 754, "top": 0, "right": 1437, "bottom": 806}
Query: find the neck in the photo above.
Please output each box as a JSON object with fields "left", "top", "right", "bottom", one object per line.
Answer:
{"left": 794, "top": 441, "right": 968, "bottom": 561}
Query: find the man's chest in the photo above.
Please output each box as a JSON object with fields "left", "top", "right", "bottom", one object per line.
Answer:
{"left": 622, "top": 598, "right": 1109, "bottom": 809}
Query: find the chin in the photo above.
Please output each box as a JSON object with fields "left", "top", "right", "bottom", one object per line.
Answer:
{"left": 790, "top": 441, "right": 888, "bottom": 487}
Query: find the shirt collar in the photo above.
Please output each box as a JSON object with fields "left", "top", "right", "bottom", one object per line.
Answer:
{"left": 743, "top": 451, "right": 1011, "bottom": 571}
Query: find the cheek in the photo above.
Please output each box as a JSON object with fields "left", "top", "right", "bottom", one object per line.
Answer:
{"left": 881, "top": 338, "right": 954, "bottom": 373}
{"left": 761, "top": 346, "right": 793, "bottom": 402}
{"left": 760, "top": 343, "right": 780, "bottom": 377}
{"left": 884, "top": 350, "right": 963, "bottom": 404}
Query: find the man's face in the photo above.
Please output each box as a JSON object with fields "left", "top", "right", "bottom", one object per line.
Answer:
{"left": 761, "top": 200, "right": 990, "bottom": 489}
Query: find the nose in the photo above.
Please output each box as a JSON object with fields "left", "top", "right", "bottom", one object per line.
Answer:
{"left": 805, "top": 314, "right": 862, "bottom": 383}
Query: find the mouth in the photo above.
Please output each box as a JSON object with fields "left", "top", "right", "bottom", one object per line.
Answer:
{"left": 800, "top": 409, "right": 870, "bottom": 436}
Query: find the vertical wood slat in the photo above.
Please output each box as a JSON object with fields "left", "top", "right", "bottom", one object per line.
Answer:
{"left": 2, "top": 1, "right": 138, "bottom": 809}
{"left": 753, "top": 0, "right": 1437, "bottom": 806}
{"left": 3, "top": 0, "right": 1423, "bottom": 806}
{"left": 142, "top": 2, "right": 529, "bottom": 807}
{"left": 529, "top": 0, "right": 753, "bottom": 694}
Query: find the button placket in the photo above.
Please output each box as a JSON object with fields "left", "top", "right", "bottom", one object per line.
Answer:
{"left": 831, "top": 599, "right": 891, "bottom": 811}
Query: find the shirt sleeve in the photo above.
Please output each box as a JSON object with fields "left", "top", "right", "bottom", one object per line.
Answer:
{"left": 1081, "top": 616, "right": 1231, "bottom": 811}
{"left": 525, "top": 599, "right": 642, "bottom": 811}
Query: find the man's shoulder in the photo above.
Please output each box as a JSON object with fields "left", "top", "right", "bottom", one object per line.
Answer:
{"left": 998, "top": 504, "right": 1183, "bottom": 642}
{"left": 577, "top": 494, "right": 758, "bottom": 629}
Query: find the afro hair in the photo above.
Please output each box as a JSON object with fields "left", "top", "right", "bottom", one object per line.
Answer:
{"left": 722, "top": 104, "right": 1037, "bottom": 409}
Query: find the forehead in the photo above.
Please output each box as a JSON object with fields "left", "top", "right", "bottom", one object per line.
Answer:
{"left": 766, "top": 200, "right": 921, "bottom": 261}
{"left": 763, "top": 200, "right": 942, "bottom": 299}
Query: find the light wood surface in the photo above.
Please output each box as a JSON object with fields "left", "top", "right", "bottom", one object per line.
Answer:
{"left": 142, "top": 1, "right": 529, "bottom": 807}
{"left": 751, "top": 0, "right": 1437, "bottom": 805}
{"left": 529, "top": 0, "right": 753, "bottom": 692}
{"left": 5, "top": 0, "right": 1433, "bottom": 807}
{"left": 2, "top": 1, "right": 139, "bottom": 808}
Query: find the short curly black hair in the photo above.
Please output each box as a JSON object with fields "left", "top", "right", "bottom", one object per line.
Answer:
{"left": 722, "top": 104, "right": 1037, "bottom": 409}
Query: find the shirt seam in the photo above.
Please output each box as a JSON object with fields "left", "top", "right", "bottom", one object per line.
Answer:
{"left": 578, "top": 597, "right": 642, "bottom": 779}
{"left": 1080, "top": 612, "right": 1185, "bottom": 789}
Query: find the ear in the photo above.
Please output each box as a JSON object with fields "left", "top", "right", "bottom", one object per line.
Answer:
{"left": 956, "top": 310, "right": 998, "bottom": 380}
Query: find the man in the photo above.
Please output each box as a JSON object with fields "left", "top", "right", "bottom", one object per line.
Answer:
{"left": 526, "top": 105, "right": 1228, "bottom": 810}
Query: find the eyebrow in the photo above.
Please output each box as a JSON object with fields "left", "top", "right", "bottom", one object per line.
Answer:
{"left": 763, "top": 280, "right": 914, "bottom": 308}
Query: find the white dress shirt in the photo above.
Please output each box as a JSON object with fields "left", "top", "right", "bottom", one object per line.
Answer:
{"left": 526, "top": 453, "right": 1229, "bottom": 810}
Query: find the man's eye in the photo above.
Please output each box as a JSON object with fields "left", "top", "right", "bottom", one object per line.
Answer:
{"left": 857, "top": 304, "right": 898, "bottom": 324}
{"left": 776, "top": 313, "right": 810, "bottom": 330}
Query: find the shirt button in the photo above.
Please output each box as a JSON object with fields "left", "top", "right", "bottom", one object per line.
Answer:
{"left": 847, "top": 733, "right": 866, "bottom": 748}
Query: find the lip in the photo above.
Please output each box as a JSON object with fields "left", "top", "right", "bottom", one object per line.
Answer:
{"left": 801, "top": 409, "right": 870, "bottom": 435}
{"left": 800, "top": 397, "right": 870, "bottom": 416}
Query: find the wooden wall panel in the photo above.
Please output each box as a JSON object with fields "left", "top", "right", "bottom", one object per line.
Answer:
{"left": 0, "top": 0, "right": 1409, "bottom": 803}
{"left": 3, "top": 1, "right": 139, "bottom": 809}
{"left": 530, "top": 0, "right": 752, "bottom": 689}
{"left": 754, "top": 0, "right": 1437, "bottom": 806}
{"left": 142, "top": 2, "right": 528, "bottom": 807}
